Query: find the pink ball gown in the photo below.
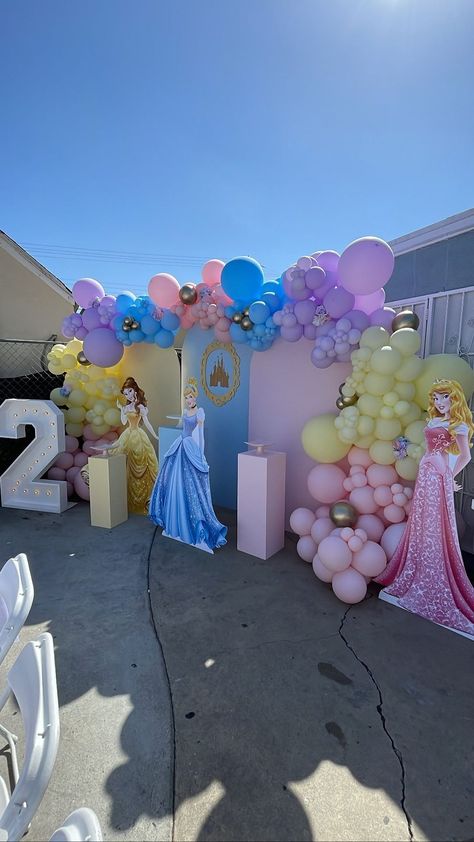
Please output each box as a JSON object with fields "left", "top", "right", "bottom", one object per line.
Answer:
{"left": 376, "top": 419, "right": 474, "bottom": 638}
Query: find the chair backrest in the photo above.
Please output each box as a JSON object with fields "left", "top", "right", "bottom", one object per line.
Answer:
{"left": 0, "top": 554, "right": 34, "bottom": 665}
{"left": 49, "top": 807, "right": 103, "bottom": 841}
{"left": 0, "top": 632, "right": 60, "bottom": 840}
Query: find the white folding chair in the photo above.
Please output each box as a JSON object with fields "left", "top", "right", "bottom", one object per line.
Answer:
{"left": 0, "top": 554, "right": 34, "bottom": 666}
{"left": 49, "top": 808, "right": 103, "bottom": 841}
{"left": 0, "top": 632, "right": 60, "bottom": 841}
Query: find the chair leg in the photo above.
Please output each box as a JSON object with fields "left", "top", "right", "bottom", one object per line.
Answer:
{"left": 0, "top": 722, "right": 19, "bottom": 785}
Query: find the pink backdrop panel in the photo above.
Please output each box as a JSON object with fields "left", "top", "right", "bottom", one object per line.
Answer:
{"left": 248, "top": 338, "right": 352, "bottom": 526}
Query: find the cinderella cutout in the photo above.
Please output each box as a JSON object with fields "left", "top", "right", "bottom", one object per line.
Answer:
{"left": 376, "top": 379, "right": 474, "bottom": 639}
{"left": 92, "top": 377, "right": 158, "bottom": 515}
{"left": 149, "top": 377, "right": 227, "bottom": 553}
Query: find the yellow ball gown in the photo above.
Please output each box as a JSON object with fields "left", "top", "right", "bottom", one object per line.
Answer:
{"left": 114, "top": 410, "right": 158, "bottom": 515}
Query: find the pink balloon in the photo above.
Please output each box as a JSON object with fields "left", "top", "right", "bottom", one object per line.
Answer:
{"left": 74, "top": 452, "right": 89, "bottom": 468}
{"left": 48, "top": 467, "right": 66, "bottom": 481}
{"left": 148, "top": 273, "right": 180, "bottom": 308}
{"left": 74, "top": 470, "right": 90, "bottom": 501}
{"left": 66, "top": 466, "right": 80, "bottom": 482}
{"left": 318, "top": 536, "right": 352, "bottom": 572}
{"left": 55, "top": 452, "right": 74, "bottom": 471}
{"left": 352, "top": 472, "right": 368, "bottom": 488}
{"left": 312, "top": 554, "right": 334, "bottom": 583}
{"left": 104, "top": 431, "right": 118, "bottom": 441}
{"left": 82, "top": 441, "right": 98, "bottom": 457}
{"left": 332, "top": 568, "right": 367, "bottom": 603}
{"left": 356, "top": 514, "right": 385, "bottom": 542}
{"left": 373, "top": 485, "right": 393, "bottom": 507}
{"left": 381, "top": 523, "right": 406, "bottom": 560}
{"left": 83, "top": 424, "right": 102, "bottom": 441}
{"left": 370, "top": 307, "right": 397, "bottom": 330}
{"left": 316, "top": 505, "right": 330, "bottom": 518}
{"left": 350, "top": 485, "right": 377, "bottom": 514}
{"left": 351, "top": 540, "right": 387, "bottom": 577}
{"left": 367, "top": 464, "right": 398, "bottom": 489}
{"left": 348, "top": 536, "right": 364, "bottom": 553}
{"left": 202, "top": 259, "right": 224, "bottom": 287}
{"left": 383, "top": 504, "right": 406, "bottom": 524}
{"left": 323, "top": 287, "right": 355, "bottom": 319}
{"left": 65, "top": 435, "right": 79, "bottom": 453}
{"left": 297, "top": 535, "right": 317, "bottom": 563}
{"left": 307, "top": 464, "right": 347, "bottom": 504}
{"left": 348, "top": 447, "right": 373, "bottom": 468}
{"left": 213, "top": 284, "right": 233, "bottom": 305}
{"left": 290, "top": 508, "right": 316, "bottom": 536}
{"left": 311, "top": 517, "right": 334, "bottom": 546}
{"left": 353, "top": 288, "right": 385, "bottom": 315}
{"left": 338, "top": 237, "right": 395, "bottom": 296}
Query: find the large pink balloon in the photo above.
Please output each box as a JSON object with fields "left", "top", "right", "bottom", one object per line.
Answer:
{"left": 202, "top": 259, "right": 224, "bottom": 287}
{"left": 72, "top": 278, "right": 105, "bottom": 308}
{"left": 148, "top": 273, "right": 180, "bottom": 308}
{"left": 338, "top": 237, "right": 395, "bottom": 296}
{"left": 312, "top": 554, "right": 334, "bottom": 583}
{"left": 311, "top": 517, "right": 334, "bottom": 546}
{"left": 356, "top": 514, "right": 385, "bottom": 542}
{"left": 318, "top": 536, "right": 352, "bottom": 572}
{"left": 65, "top": 435, "right": 80, "bottom": 453}
{"left": 55, "top": 452, "right": 74, "bottom": 471}
{"left": 290, "top": 508, "right": 316, "bottom": 537}
{"left": 349, "top": 485, "right": 378, "bottom": 514}
{"left": 367, "top": 464, "right": 398, "bottom": 489}
{"left": 383, "top": 504, "right": 406, "bottom": 524}
{"left": 66, "top": 466, "right": 80, "bottom": 482}
{"left": 381, "top": 522, "right": 406, "bottom": 560}
{"left": 373, "top": 485, "right": 393, "bottom": 507}
{"left": 351, "top": 541, "right": 387, "bottom": 577}
{"left": 353, "top": 288, "right": 385, "bottom": 315}
{"left": 332, "top": 568, "right": 367, "bottom": 603}
{"left": 74, "top": 452, "right": 89, "bottom": 467}
{"left": 297, "top": 536, "right": 317, "bottom": 563}
{"left": 48, "top": 467, "right": 66, "bottom": 481}
{"left": 307, "top": 464, "right": 347, "bottom": 504}
{"left": 74, "top": 469, "right": 90, "bottom": 501}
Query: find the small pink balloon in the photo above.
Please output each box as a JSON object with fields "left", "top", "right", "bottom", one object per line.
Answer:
{"left": 343, "top": 478, "right": 355, "bottom": 492}
{"left": 340, "top": 527, "right": 354, "bottom": 542}
{"left": 82, "top": 441, "right": 99, "bottom": 457}
{"left": 307, "top": 464, "right": 347, "bottom": 504}
{"left": 65, "top": 435, "right": 79, "bottom": 453}
{"left": 373, "top": 485, "right": 393, "bottom": 507}
{"left": 83, "top": 424, "right": 102, "bottom": 441}
{"left": 393, "top": 492, "right": 407, "bottom": 507}
{"left": 348, "top": 447, "right": 373, "bottom": 469}
{"left": 391, "top": 483, "right": 403, "bottom": 494}
{"left": 74, "top": 469, "right": 90, "bottom": 501}
{"left": 290, "top": 508, "right": 316, "bottom": 537}
{"left": 74, "top": 452, "right": 89, "bottom": 468}
{"left": 315, "top": 505, "right": 330, "bottom": 518}
{"left": 353, "top": 288, "right": 385, "bottom": 315}
{"left": 348, "top": 536, "right": 364, "bottom": 553}
{"left": 356, "top": 514, "right": 385, "bottom": 542}
{"left": 349, "top": 465, "right": 365, "bottom": 475}
{"left": 351, "top": 541, "right": 387, "bottom": 577}
{"left": 354, "top": 528, "right": 368, "bottom": 542}
{"left": 104, "top": 431, "right": 118, "bottom": 441}
{"left": 48, "top": 467, "right": 66, "bottom": 481}
{"left": 350, "top": 485, "right": 378, "bottom": 514}
{"left": 214, "top": 328, "right": 231, "bottom": 343}
{"left": 405, "top": 500, "right": 412, "bottom": 516}
{"left": 312, "top": 554, "right": 334, "bottom": 583}
{"left": 332, "top": 568, "right": 367, "bottom": 604}
{"left": 367, "top": 464, "right": 398, "bottom": 489}
{"left": 383, "top": 504, "right": 406, "bottom": 524}
{"left": 318, "top": 536, "right": 352, "bottom": 572}
{"left": 297, "top": 535, "right": 317, "bottom": 563}
{"left": 66, "top": 466, "right": 80, "bottom": 482}
{"left": 202, "top": 259, "right": 224, "bottom": 287}
{"left": 381, "top": 523, "right": 406, "bottom": 560}
{"left": 148, "top": 273, "right": 180, "bottom": 308}
{"left": 352, "top": 472, "right": 368, "bottom": 488}
{"left": 55, "top": 452, "right": 74, "bottom": 471}
{"left": 311, "top": 517, "right": 334, "bottom": 546}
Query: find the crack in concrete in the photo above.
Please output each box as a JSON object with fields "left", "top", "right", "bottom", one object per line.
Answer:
{"left": 338, "top": 605, "right": 414, "bottom": 842}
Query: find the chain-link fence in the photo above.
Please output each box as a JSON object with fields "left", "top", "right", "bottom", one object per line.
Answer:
{"left": 0, "top": 338, "right": 64, "bottom": 475}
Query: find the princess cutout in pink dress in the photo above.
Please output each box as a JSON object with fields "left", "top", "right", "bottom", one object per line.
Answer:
{"left": 375, "top": 419, "right": 474, "bottom": 638}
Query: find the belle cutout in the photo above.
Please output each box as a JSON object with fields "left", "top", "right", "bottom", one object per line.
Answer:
{"left": 376, "top": 379, "right": 474, "bottom": 639}
{"left": 149, "top": 377, "right": 227, "bottom": 552}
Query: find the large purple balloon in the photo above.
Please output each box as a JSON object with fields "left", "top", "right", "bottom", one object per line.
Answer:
{"left": 280, "top": 323, "right": 304, "bottom": 342}
{"left": 354, "top": 288, "right": 385, "bottom": 314}
{"left": 83, "top": 327, "right": 124, "bottom": 367}
{"left": 72, "top": 278, "right": 105, "bottom": 308}
{"left": 370, "top": 307, "right": 397, "bottom": 330}
{"left": 81, "top": 306, "right": 102, "bottom": 331}
{"left": 304, "top": 324, "right": 317, "bottom": 340}
{"left": 315, "top": 250, "right": 339, "bottom": 274}
{"left": 338, "top": 237, "right": 394, "bottom": 295}
{"left": 305, "top": 266, "right": 326, "bottom": 291}
{"left": 294, "top": 300, "right": 316, "bottom": 325}
{"left": 323, "top": 286, "right": 355, "bottom": 319}
{"left": 346, "top": 310, "right": 370, "bottom": 332}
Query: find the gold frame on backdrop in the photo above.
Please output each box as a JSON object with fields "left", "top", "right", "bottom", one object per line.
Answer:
{"left": 201, "top": 341, "right": 240, "bottom": 407}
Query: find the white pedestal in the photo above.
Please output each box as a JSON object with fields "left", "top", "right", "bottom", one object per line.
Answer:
{"left": 88, "top": 454, "right": 128, "bottom": 529}
{"left": 159, "top": 425, "right": 181, "bottom": 464}
{"left": 237, "top": 449, "right": 286, "bottom": 559}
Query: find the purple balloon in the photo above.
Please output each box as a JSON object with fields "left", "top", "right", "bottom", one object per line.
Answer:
{"left": 280, "top": 323, "right": 304, "bottom": 342}
{"left": 346, "top": 309, "right": 370, "bottom": 332}
{"left": 314, "top": 319, "right": 336, "bottom": 337}
{"left": 81, "top": 307, "right": 102, "bottom": 331}
{"left": 338, "top": 237, "right": 395, "bottom": 295}
{"left": 354, "top": 288, "right": 385, "bottom": 314}
{"left": 370, "top": 306, "right": 397, "bottom": 330}
{"left": 71, "top": 314, "right": 83, "bottom": 328}
{"left": 297, "top": 256, "right": 313, "bottom": 271}
{"left": 311, "top": 349, "right": 332, "bottom": 368}
{"left": 83, "top": 327, "right": 124, "bottom": 367}
{"left": 272, "top": 310, "right": 284, "bottom": 326}
{"left": 61, "top": 318, "right": 75, "bottom": 339}
{"left": 315, "top": 250, "right": 339, "bottom": 274}
{"left": 72, "top": 278, "right": 105, "bottom": 308}
{"left": 305, "top": 266, "right": 326, "bottom": 291}
{"left": 294, "top": 300, "right": 316, "bottom": 325}
{"left": 76, "top": 327, "right": 88, "bottom": 340}
{"left": 303, "top": 324, "right": 317, "bottom": 340}
{"left": 323, "top": 286, "right": 355, "bottom": 319}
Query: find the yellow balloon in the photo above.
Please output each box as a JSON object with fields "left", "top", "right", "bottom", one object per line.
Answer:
{"left": 369, "top": 439, "right": 396, "bottom": 465}
{"left": 394, "top": 400, "right": 410, "bottom": 417}
{"left": 62, "top": 354, "right": 77, "bottom": 371}
{"left": 395, "top": 356, "right": 423, "bottom": 383}
{"left": 395, "top": 382, "right": 416, "bottom": 401}
{"left": 104, "top": 408, "right": 121, "bottom": 426}
{"left": 302, "top": 414, "right": 351, "bottom": 462}
{"left": 48, "top": 362, "right": 64, "bottom": 375}
{"left": 88, "top": 366, "right": 106, "bottom": 381}
{"left": 414, "top": 353, "right": 474, "bottom": 408}
{"left": 358, "top": 415, "right": 375, "bottom": 436}
{"left": 65, "top": 339, "right": 83, "bottom": 355}
{"left": 67, "top": 406, "right": 86, "bottom": 423}
{"left": 358, "top": 393, "right": 382, "bottom": 418}
{"left": 395, "top": 456, "right": 419, "bottom": 481}
{"left": 93, "top": 400, "right": 109, "bottom": 415}
{"left": 66, "top": 422, "right": 84, "bottom": 437}
{"left": 401, "top": 403, "right": 421, "bottom": 425}
{"left": 370, "top": 346, "right": 402, "bottom": 375}
{"left": 84, "top": 382, "right": 99, "bottom": 396}
{"left": 50, "top": 388, "right": 66, "bottom": 406}
{"left": 380, "top": 406, "right": 395, "bottom": 419}
{"left": 68, "top": 388, "right": 87, "bottom": 407}
{"left": 375, "top": 418, "right": 402, "bottom": 441}
{"left": 390, "top": 327, "right": 421, "bottom": 357}
{"left": 91, "top": 423, "right": 110, "bottom": 437}
{"left": 51, "top": 344, "right": 66, "bottom": 354}
{"left": 405, "top": 420, "right": 425, "bottom": 445}
{"left": 383, "top": 391, "right": 399, "bottom": 407}
{"left": 364, "top": 371, "right": 394, "bottom": 396}
{"left": 360, "top": 326, "right": 391, "bottom": 351}
{"left": 86, "top": 410, "right": 96, "bottom": 422}
{"left": 355, "top": 434, "right": 375, "bottom": 449}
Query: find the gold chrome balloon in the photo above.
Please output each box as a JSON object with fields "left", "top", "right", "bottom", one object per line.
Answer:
{"left": 76, "top": 351, "right": 91, "bottom": 366}
{"left": 240, "top": 316, "right": 253, "bottom": 331}
{"left": 232, "top": 312, "right": 243, "bottom": 324}
{"left": 340, "top": 394, "right": 357, "bottom": 407}
{"left": 123, "top": 316, "right": 133, "bottom": 326}
{"left": 338, "top": 383, "right": 345, "bottom": 395}
{"left": 329, "top": 501, "right": 358, "bottom": 528}
{"left": 242, "top": 307, "right": 250, "bottom": 316}
{"left": 179, "top": 284, "right": 198, "bottom": 305}
{"left": 122, "top": 324, "right": 131, "bottom": 332}
{"left": 336, "top": 397, "right": 345, "bottom": 411}
{"left": 392, "top": 310, "right": 419, "bottom": 332}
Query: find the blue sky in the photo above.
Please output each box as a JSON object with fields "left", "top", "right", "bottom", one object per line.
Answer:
{"left": 2, "top": 0, "right": 474, "bottom": 295}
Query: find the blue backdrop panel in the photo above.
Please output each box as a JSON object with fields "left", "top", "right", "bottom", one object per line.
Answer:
{"left": 182, "top": 328, "right": 252, "bottom": 509}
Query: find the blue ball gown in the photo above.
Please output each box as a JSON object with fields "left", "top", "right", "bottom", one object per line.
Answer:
{"left": 149, "top": 408, "right": 227, "bottom": 551}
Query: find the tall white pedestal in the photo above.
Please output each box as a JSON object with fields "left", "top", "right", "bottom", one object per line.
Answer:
{"left": 237, "top": 449, "right": 286, "bottom": 560}
{"left": 88, "top": 454, "right": 128, "bottom": 529}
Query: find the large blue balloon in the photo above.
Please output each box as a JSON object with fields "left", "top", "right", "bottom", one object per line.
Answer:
{"left": 249, "top": 300, "right": 270, "bottom": 325}
{"left": 141, "top": 314, "right": 160, "bottom": 335}
{"left": 221, "top": 257, "right": 264, "bottom": 302}
{"left": 116, "top": 292, "right": 136, "bottom": 314}
{"left": 261, "top": 291, "right": 281, "bottom": 313}
{"left": 155, "top": 329, "right": 174, "bottom": 348}
{"left": 161, "top": 310, "right": 181, "bottom": 332}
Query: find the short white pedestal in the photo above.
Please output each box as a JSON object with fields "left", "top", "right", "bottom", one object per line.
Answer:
{"left": 237, "top": 449, "right": 286, "bottom": 560}
{"left": 88, "top": 454, "right": 128, "bottom": 529}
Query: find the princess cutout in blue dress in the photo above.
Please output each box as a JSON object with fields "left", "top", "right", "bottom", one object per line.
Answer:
{"left": 149, "top": 407, "right": 227, "bottom": 551}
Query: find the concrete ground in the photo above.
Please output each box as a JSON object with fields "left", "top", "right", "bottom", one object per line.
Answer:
{"left": 1, "top": 504, "right": 474, "bottom": 841}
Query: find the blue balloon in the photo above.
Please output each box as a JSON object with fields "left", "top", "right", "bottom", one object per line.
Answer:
{"left": 155, "top": 329, "right": 174, "bottom": 348}
{"left": 116, "top": 292, "right": 136, "bottom": 314}
{"left": 261, "top": 280, "right": 281, "bottom": 294}
{"left": 112, "top": 315, "right": 125, "bottom": 331}
{"left": 141, "top": 314, "right": 160, "bottom": 335}
{"left": 144, "top": 334, "right": 155, "bottom": 344}
{"left": 129, "top": 329, "right": 145, "bottom": 343}
{"left": 127, "top": 306, "right": 141, "bottom": 321}
{"left": 249, "top": 300, "right": 270, "bottom": 325}
{"left": 116, "top": 330, "right": 128, "bottom": 342}
{"left": 261, "top": 291, "right": 281, "bottom": 313}
{"left": 221, "top": 257, "right": 264, "bottom": 302}
{"left": 136, "top": 295, "right": 150, "bottom": 310}
{"left": 161, "top": 310, "right": 180, "bottom": 332}
{"left": 229, "top": 323, "right": 247, "bottom": 344}
{"left": 253, "top": 323, "right": 266, "bottom": 337}
{"left": 122, "top": 337, "right": 132, "bottom": 346}
{"left": 224, "top": 305, "right": 236, "bottom": 319}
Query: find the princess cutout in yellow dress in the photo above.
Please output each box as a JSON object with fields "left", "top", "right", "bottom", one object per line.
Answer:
{"left": 113, "top": 408, "right": 159, "bottom": 515}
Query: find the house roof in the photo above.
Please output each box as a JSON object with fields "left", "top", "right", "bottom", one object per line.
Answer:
{"left": 0, "top": 230, "right": 73, "bottom": 303}
{"left": 389, "top": 208, "right": 474, "bottom": 256}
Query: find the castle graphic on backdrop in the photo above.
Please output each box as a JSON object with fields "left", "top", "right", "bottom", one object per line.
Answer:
{"left": 209, "top": 354, "right": 230, "bottom": 389}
